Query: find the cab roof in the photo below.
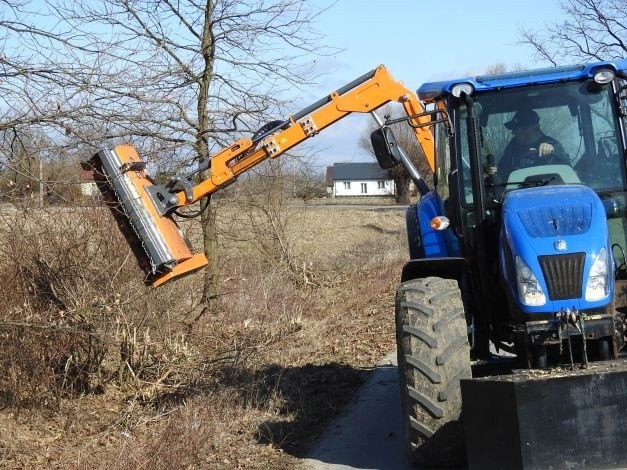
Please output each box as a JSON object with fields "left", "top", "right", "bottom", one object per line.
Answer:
{"left": 416, "top": 58, "right": 627, "bottom": 103}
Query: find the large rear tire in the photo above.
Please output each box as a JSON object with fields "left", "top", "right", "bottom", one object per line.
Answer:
{"left": 396, "top": 277, "right": 472, "bottom": 467}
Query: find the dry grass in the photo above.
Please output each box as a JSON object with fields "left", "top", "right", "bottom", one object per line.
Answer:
{"left": 0, "top": 200, "right": 407, "bottom": 469}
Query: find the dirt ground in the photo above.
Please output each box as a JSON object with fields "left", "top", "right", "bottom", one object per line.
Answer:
{"left": 0, "top": 201, "right": 408, "bottom": 469}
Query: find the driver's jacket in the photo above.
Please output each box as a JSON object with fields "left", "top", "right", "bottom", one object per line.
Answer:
{"left": 497, "top": 133, "right": 566, "bottom": 181}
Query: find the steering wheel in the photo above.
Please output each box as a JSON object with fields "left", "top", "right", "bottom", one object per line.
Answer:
{"left": 513, "top": 149, "right": 568, "bottom": 171}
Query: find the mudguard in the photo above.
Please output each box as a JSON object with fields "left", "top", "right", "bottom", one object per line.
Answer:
{"left": 406, "top": 191, "right": 460, "bottom": 260}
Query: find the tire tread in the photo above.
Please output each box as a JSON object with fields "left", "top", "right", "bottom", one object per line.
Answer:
{"left": 395, "top": 276, "right": 471, "bottom": 467}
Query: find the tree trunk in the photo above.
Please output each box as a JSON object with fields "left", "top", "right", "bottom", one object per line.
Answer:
{"left": 198, "top": 0, "right": 218, "bottom": 313}
{"left": 395, "top": 174, "right": 411, "bottom": 204}
{"left": 200, "top": 194, "right": 219, "bottom": 313}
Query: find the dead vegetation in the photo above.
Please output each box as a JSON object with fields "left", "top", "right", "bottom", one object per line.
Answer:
{"left": 0, "top": 199, "right": 407, "bottom": 469}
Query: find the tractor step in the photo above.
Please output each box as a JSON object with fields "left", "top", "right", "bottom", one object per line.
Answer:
{"left": 461, "top": 360, "right": 627, "bottom": 469}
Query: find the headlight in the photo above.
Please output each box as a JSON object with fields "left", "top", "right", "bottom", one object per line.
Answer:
{"left": 593, "top": 68, "right": 615, "bottom": 84}
{"left": 516, "top": 256, "right": 546, "bottom": 306}
{"left": 585, "top": 248, "right": 609, "bottom": 301}
{"left": 451, "top": 82, "right": 474, "bottom": 98}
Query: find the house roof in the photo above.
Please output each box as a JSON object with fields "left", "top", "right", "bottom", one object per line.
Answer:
{"left": 328, "top": 162, "right": 389, "bottom": 181}
{"left": 80, "top": 169, "right": 95, "bottom": 182}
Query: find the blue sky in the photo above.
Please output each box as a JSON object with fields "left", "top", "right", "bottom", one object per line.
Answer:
{"left": 302, "top": 0, "right": 567, "bottom": 167}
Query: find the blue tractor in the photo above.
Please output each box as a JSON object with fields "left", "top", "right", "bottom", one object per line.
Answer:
{"left": 371, "top": 59, "right": 627, "bottom": 466}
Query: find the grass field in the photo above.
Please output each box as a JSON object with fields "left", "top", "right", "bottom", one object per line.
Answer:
{"left": 0, "top": 200, "right": 408, "bottom": 469}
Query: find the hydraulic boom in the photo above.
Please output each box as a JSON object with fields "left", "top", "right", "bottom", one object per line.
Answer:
{"left": 83, "top": 65, "right": 436, "bottom": 287}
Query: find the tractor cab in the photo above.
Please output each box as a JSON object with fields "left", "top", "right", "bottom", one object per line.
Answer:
{"left": 411, "top": 60, "right": 627, "bottom": 365}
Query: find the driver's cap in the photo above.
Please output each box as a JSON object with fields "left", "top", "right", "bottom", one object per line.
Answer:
{"left": 505, "top": 110, "right": 540, "bottom": 130}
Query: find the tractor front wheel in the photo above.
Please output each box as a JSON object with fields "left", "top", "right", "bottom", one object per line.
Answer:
{"left": 396, "top": 277, "right": 472, "bottom": 467}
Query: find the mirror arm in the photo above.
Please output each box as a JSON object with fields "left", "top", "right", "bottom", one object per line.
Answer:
{"left": 398, "top": 146, "right": 430, "bottom": 196}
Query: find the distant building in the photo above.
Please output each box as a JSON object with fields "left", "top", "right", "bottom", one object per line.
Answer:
{"left": 326, "top": 162, "right": 395, "bottom": 197}
{"left": 80, "top": 169, "right": 99, "bottom": 196}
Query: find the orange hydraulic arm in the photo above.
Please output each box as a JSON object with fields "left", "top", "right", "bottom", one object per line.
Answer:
{"left": 85, "top": 65, "right": 436, "bottom": 287}
{"left": 180, "top": 64, "right": 435, "bottom": 206}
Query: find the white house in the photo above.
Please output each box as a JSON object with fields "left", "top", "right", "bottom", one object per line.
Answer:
{"left": 80, "top": 169, "right": 99, "bottom": 197}
{"left": 326, "top": 162, "right": 395, "bottom": 197}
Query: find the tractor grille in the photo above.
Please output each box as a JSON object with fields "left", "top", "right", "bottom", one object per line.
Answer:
{"left": 538, "top": 252, "right": 585, "bottom": 300}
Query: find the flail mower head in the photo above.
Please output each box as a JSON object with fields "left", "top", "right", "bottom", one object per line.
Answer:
{"left": 83, "top": 145, "right": 208, "bottom": 287}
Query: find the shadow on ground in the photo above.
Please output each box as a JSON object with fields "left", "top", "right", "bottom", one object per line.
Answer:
{"left": 251, "top": 362, "right": 367, "bottom": 457}
{"left": 133, "top": 360, "right": 368, "bottom": 458}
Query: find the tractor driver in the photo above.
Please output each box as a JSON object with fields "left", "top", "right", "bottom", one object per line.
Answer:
{"left": 497, "top": 109, "right": 567, "bottom": 181}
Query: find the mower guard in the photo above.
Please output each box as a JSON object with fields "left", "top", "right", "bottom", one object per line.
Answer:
{"left": 83, "top": 145, "right": 208, "bottom": 287}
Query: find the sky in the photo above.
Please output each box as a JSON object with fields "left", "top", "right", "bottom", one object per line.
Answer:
{"left": 302, "top": 0, "right": 567, "bottom": 168}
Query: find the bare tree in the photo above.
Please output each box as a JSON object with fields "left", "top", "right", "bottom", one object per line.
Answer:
{"left": 519, "top": 0, "right": 627, "bottom": 65}
{"left": 0, "top": 1, "right": 83, "bottom": 204}
{"left": 1, "top": 0, "right": 333, "bottom": 313}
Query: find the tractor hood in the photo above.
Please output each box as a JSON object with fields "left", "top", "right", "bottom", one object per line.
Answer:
{"left": 499, "top": 185, "right": 612, "bottom": 314}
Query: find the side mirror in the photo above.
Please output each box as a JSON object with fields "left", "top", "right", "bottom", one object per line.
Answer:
{"left": 370, "top": 127, "right": 401, "bottom": 169}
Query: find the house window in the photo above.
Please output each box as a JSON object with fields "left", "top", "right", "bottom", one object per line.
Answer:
{"left": 343, "top": 181, "right": 351, "bottom": 190}
{"left": 377, "top": 181, "right": 385, "bottom": 189}
{"left": 361, "top": 183, "right": 367, "bottom": 194}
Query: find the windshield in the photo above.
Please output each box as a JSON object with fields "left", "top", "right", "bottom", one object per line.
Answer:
{"left": 458, "top": 80, "right": 626, "bottom": 205}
